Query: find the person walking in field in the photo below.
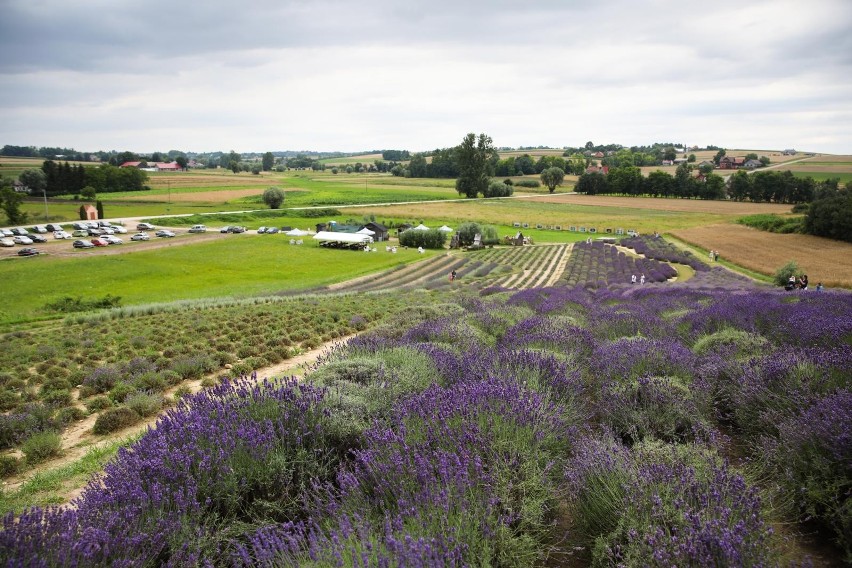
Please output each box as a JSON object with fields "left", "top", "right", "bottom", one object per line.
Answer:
{"left": 640, "top": 274, "right": 645, "bottom": 285}
{"left": 449, "top": 269, "right": 457, "bottom": 282}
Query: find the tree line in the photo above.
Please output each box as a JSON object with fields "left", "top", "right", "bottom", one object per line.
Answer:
{"left": 20, "top": 161, "right": 149, "bottom": 197}
{"left": 574, "top": 164, "right": 830, "bottom": 204}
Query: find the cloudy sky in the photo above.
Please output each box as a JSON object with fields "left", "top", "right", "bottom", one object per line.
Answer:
{"left": 2, "top": 0, "right": 851, "bottom": 154}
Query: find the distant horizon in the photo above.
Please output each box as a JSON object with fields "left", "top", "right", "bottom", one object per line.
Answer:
{"left": 1, "top": 141, "right": 824, "bottom": 158}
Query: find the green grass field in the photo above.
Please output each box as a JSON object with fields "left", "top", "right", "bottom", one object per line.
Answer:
{"left": 0, "top": 238, "right": 437, "bottom": 325}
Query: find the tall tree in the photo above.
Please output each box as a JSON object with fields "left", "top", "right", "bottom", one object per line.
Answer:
{"left": 19, "top": 169, "right": 46, "bottom": 195}
{"left": 455, "top": 133, "right": 496, "bottom": 199}
{"left": 540, "top": 167, "right": 565, "bottom": 193}
{"left": 262, "top": 152, "right": 275, "bottom": 172}
{"left": 0, "top": 184, "right": 28, "bottom": 225}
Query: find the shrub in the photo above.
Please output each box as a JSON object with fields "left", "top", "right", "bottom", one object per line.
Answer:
{"left": 108, "top": 382, "right": 136, "bottom": 404}
{"left": 773, "top": 260, "right": 800, "bottom": 287}
{"left": 398, "top": 228, "right": 447, "bottom": 249}
{"left": 82, "top": 366, "right": 122, "bottom": 395}
{"left": 456, "top": 222, "right": 482, "bottom": 246}
{"left": 0, "top": 390, "right": 19, "bottom": 412}
{"left": 55, "top": 406, "right": 86, "bottom": 426}
{"left": 514, "top": 179, "right": 541, "bottom": 188}
{"left": 21, "top": 431, "right": 62, "bottom": 464}
{"left": 42, "top": 389, "right": 72, "bottom": 408}
{"left": 173, "top": 385, "right": 192, "bottom": 400}
{"left": 0, "top": 455, "right": 20, "bottom": 477}
{"left": 483, "top": 180, "right": 513, "bottom": 198}
{"left": 125, "top": 392, "right": 163, "bottom": 418}
{"left": 84, "top": 396, "right": 114, "bottom": 412}
{"left": 40, "top": 377, "right": 72, "bottom": 393}
{"left": 92, "top": 406, "right": 141, "bottom": 435}
{"left": 132, "top": 371, "right": 168, "bottom": 393}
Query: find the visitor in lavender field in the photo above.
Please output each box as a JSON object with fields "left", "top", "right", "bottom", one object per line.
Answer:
{"left": 816, "top": 282, "right": 823, "bottom": 291}
{"left": 631, "top": 274, "right": 637, "bottom": 284}
{"left": 640, "top": 274, "right": 645, "bottom": 285}
{"left": 798, "top": 274, "right": 808, "bottom": 290}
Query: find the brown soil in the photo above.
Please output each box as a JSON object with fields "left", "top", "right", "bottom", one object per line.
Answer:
{"left": 520, "top": 194, "right": 795, "bottom": 214}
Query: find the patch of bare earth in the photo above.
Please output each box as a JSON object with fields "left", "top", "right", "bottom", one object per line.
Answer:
{"left": 670, "top": 224, "right": 852, "bottom": 288}
{"left": 3, "top": 336, "right": 352, "bottom": 501}
{"left": 519, "top": 194, "right": 795, "bottom": 215}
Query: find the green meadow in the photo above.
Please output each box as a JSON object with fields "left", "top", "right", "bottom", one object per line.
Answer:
{"left": 0, "top": 238, "right": 436, "bottom": 326}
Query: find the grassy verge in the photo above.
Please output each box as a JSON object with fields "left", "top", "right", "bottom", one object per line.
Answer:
{"left": 0, "top": 435, "right": 139, "bottom": 514}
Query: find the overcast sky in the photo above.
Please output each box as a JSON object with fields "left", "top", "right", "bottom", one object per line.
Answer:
{"left": 2, "top": 0, "right": 851, "bottom": 154}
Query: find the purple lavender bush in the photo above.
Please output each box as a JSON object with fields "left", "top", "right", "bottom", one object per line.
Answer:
{"left": 565, "top": 435, "right": 777, "bottom": 566}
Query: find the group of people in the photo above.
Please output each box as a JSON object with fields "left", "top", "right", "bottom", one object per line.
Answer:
{"left": 709, "top": 250, "right": 720, "bottom": 262}
{"left": 631, "top": 274, "right": 646, "bottom": 285}
{"left": 786, "top": 274, "right": 821, "bottom": 291}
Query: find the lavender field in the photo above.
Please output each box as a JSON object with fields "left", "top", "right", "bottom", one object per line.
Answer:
{"left": 2, "top": 240, "right": 851, "bottom": 566}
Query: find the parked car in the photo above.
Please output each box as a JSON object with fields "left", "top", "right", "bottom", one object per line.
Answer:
{"left": 46, "top": 223, "right": 64, "bottom": 232}
{"left": 103, "top": 235, "right": 123, "bottom": 245}
{"left": 229, "top": 226, "right": 246, "bottom": 233}
{"left": 72, "top": 222, "right": 89, "bottom": 230}
{"left": 220, "top": 226, "right": 232, "bottom": 233}
{"left": 131, "top": 232, "right": 150, "bottom": 241}
{"left": 137, "top": 222, "right": 155, "bottom": 230}
{"left": 17, "top": 247, "right": 40, "bottom": 257}
{"left": 73, "top": 239, "right": 94, "bottom": 248}
{"left": 87, "top": 228, "right": 103, "bottom": 236}
{"left": 1, "top": 229, "right": 14, "bottom": 237}
{"left": 257, "top": 226, "right": 268, "bottom": 234}
{"left": 0, "top": 238, "right": 14, "bottom": 247}
{"left": 112, "top": 226, "right": 128, "bottom": 234}
{"left": 54, "top": 231, "right": 73, "bottom": 240}
{"left": 188, "top": 224, "right": 207, "bottom": 233}
{"left": 28, "top": 234, "right": 47, "bottom": 243}
{"left": 99, "top": 227, "right": 115, "bottom": 235}
{"left": 155, "top": 230, "right": 176, "bottom": 238}
{"left": 72, "top": 229, "right": 89, "bottom": 237}
{"left": 266, "top": 227, "right": 279, "bottom": 234}
{"left": 12, "top": 236, "right": 33, "bottom": 245}
{"left": 91, "top": 238, "right": 109, "bottom": 247}
{"left": 31, "top": 225, "right": 48, "bottom": 234}
{"left": 11, "top": 228, "right": 29, "bottom": 236}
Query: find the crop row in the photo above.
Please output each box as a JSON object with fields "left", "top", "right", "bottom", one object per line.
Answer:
{"left": 561, "top": 241, "right": 678, "bottom": 287}
{"left": 0, "top": 291, "right": 436, "bottom": 463}
{"left": 3, "top": 276, "right": 849, "bottom": 565}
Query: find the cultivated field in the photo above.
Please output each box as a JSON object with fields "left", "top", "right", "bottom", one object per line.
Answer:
{"left": 671, "top": 224, "right": 852, "bottom": 288}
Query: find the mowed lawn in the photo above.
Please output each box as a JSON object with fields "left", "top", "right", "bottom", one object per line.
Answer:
{"left": 0, "top": 238, "right": 434, "bottom": 324}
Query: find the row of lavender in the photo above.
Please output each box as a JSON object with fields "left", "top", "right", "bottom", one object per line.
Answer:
{"left": 563, "top": 241, "right": 678, "bottom": 287}
{"left": 2, "top": 284, "right": 850, "bottom": 565}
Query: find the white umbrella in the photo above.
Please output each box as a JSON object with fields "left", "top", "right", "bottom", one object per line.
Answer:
{"left": 438, "top": 225, "right": 453, "bottom": 232}
{"left": 413, "top": 223, "right": 430, "bottom": 231}
{"left": 357, "top": 227, "right": 375, "bottom": 235}
{"left": 285, "top": 228, "right": 310, "bottom": 236}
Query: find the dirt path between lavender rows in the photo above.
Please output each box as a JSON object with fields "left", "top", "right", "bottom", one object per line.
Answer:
{"left": 3, "top": 336, "right": 354, "bottom": 498}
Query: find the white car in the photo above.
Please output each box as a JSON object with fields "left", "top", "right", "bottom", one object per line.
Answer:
{"left": 54, "top": 231, "right": 73, "bottom": 240}
{"left": 131, "top": 232, "right": 150, "bottom": 241}
{"left": 0, "top": 237, "right": 14, "bottom": 247}
{"left": 188, "top": 225, "right": 207, "bottom": 233}
{"left": 99, "top": 227, "right": 115, "bottom": 235}
{"left": 32, "top": 225, "right": 48, "bottom": 234}
{"left": 12, "top": 236, "right": 33, "bottom": 245}
{"left": 103, "top": 235, "right": 123, "bottom": 245}
{"left": 112, "top": 226, "right": 128, "bottom": 234}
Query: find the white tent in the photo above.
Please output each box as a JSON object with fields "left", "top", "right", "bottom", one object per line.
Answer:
{"left": 285, "top": 228, "right": 310, "bottom": 236}
{"left": 438, "top": 225, "right": 453, "bottom": 232}
{"left": 413, "top": 223, "right": 430, "bottom": 231}
{"left": 356, "top": 227, "right": 375, "bottom": 235}
{"left": 313, "top": 231, "right": 373, "bottom": 245}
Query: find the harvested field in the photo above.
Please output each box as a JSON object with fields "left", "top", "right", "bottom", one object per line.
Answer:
{"left": 670, "top": 224, "right": 852, "bottom": 288}
{"left": 520, "top": 194, "right": 794, "bottom": 214}
{"left": 134, "top": 188, "right": 264, "bottom": 202}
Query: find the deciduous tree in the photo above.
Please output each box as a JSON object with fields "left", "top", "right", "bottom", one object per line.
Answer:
{"left": 262, "top": 186, "right": 285, "bottom": 209}
{"left": 262, "top": 152, "right": 275, "bottom": 172}
{"left": 540, "top": 167, "right": 565, "bottom": 193}
{"left": 455, "top": 133, "right": 496, "bottom": 199}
